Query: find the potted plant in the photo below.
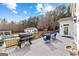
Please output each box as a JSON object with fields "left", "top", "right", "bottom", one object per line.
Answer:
{"left": 66, "top": 46, "right": 78, "bottom": 56}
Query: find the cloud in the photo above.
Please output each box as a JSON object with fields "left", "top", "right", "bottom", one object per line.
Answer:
{"left": 26, "top": 16, "right": 29, "bottom": 19}
{"left": 45, "top": 5, "right": 55, "bottom": 12}
{"left": 12, "top": 10, "right": 17, "bottom": 14}
{"left": 36, "top": 3, "right": 55, "bottom": 14}
{"left": 3, "top": 3, "right": 18, "bottom": 14}
{"left": 16, "top": 15, "right": 21, "bottom": 17}
{"left": 3, "top": 3, "right": 17, "bottom": 10}
{"left": 36, "top": 4, "right": 43, "bottom": 12}
{"left": 23, "top": 10, "right": 27, "bottom": 14}
{"left": 16, "top": 15, "right": 21, "bottom": 18}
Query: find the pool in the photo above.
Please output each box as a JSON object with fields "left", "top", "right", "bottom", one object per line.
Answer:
{"left": 0, "top": 36, "right": 18, "bottom": 48}
{"left": 0, "top": 36, "right": 17, "bottom": 40}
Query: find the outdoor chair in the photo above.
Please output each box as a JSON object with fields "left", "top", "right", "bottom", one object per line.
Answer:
{"left": 51, "top": 32, "right": 57, "bottom": 40}
{"left": 43, "top": 33, "right": 51, "bottom": 42}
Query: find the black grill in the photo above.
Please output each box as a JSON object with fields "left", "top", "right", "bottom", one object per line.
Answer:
{"left": 19, "top": 34, "right": 32, "bottom": 39}
{"left": 17, "top": 33, "right": 32, "bottom": 48}
{"left": 0, "top": 40, "right": 4, "bottom": 47}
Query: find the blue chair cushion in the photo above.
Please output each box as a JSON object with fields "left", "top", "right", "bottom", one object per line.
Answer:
{"left": 43, "top": 34, "right": 51, "bottom": 41}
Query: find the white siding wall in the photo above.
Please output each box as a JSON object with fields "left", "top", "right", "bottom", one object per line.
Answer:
{"left": 76, "top": 3, "right": 79, "bottom": 49}
{"left": 59, "top": 20, "right": 74, "bottom": 37}
{"left": 70, "top": 3, "right": 76, "bottom": 17}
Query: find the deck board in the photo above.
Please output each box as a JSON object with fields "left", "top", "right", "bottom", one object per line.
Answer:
{"left": 6, "top": 34, "right": 76, "bottom": 56}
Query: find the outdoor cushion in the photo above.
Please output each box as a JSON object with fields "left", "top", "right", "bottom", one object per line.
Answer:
{"left": 43, "top": 34, "right": 51, "bottom": 41}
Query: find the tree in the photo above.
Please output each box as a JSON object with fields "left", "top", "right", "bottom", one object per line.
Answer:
{"left": 37, "top": 15, "right": 46, "bottom": 30}
{"left": 48, "top": 4, "right": 71, "bottom": 31}
{"left": 1, "top": 18, "right": 7, "bottom": 24}
{"left": 65, "top": 5, "right": 71, "bottom": 17}
{"left": 19, "top": 19, "right": 28, "bottom": 28}
{"left": 0, "top": 18, "right": 8, "bottom": 30}
{"left": 27, "top": 16, "right": 38, "bottom": 27}
{"left": 0, "top": 4, "right": 72, "bottom": 32}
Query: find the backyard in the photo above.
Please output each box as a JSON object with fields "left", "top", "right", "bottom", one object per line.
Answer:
{"left": 0, "top": 3, "right": 78, "bottom": 56}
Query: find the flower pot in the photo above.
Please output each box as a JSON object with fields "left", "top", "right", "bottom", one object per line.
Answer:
{"left": 66, "top": 46, "right": 77, "bottom": 56}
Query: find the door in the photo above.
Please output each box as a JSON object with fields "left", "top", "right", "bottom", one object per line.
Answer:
{"left": 63, "top": 24, "right": 69, "bottom": 35}
{"left": 64, "top": 26, "right": 68, "bottom": 35}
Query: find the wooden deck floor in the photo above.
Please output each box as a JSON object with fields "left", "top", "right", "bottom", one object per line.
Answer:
{"left": 6, "top": 34, "right": 76, "bottom": 56}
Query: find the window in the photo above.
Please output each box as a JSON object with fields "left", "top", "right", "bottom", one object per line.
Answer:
{"left": 63, "top": 24, "right": 69, "bottom": 35}
{"left": 64, "top": 26, "right": 68, "bottom": 35}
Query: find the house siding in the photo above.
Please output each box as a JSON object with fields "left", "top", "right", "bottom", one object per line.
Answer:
{"left": 59, "top": 18, "right": 74, "bottom": 38}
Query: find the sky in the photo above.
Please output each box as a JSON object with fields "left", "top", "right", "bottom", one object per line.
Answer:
{"left": 0, "top": 3, "right": 65, "bottom": 22}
